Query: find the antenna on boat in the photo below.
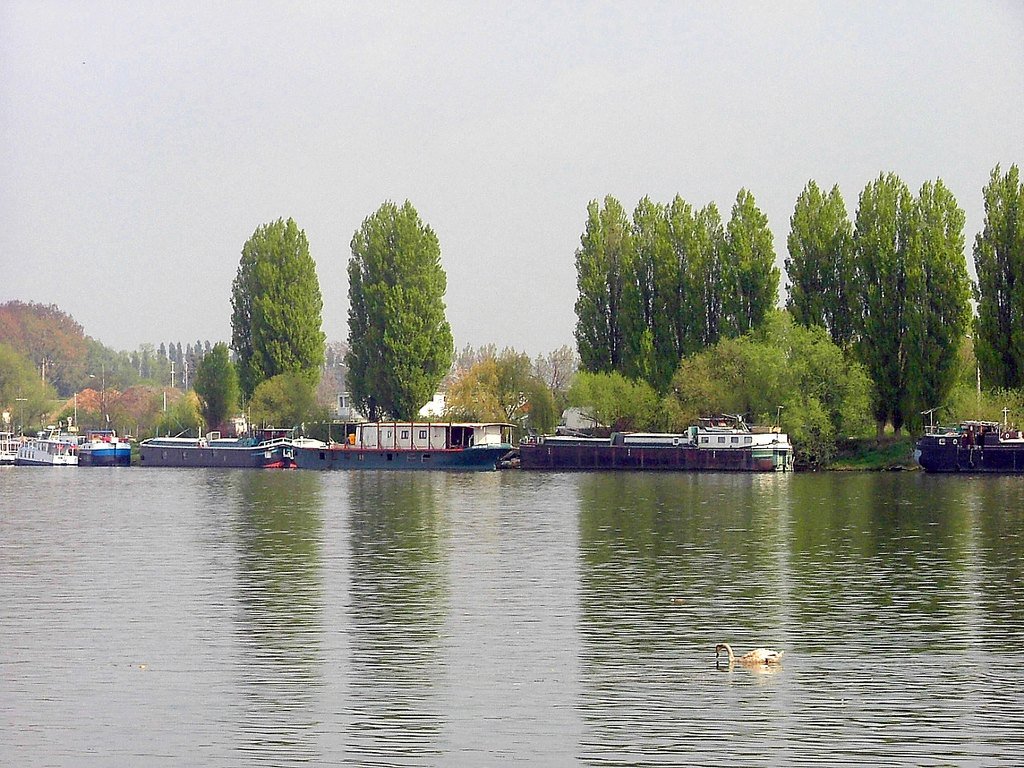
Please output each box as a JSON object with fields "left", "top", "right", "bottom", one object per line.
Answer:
{"left": 1003, "top": 407, "right": 1010, "bottom": 430}
{"left": 774, "top": 405, "right": 783, "bottom": 433}
{"left": 921, "top": 407, "right": 937, "bottom": 432}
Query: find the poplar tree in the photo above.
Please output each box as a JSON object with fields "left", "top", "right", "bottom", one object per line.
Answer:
{"left": 230, "top": 218, "right": 325, "bottom": 399}
{"left": 723, "top": 189, "right": 779, "bottom": 337}
{"left": 665, "top": 195, "right": 704, "bottom": 358}
{"left": 346, "top": 200, "right": 453, "bottom": 420}
{"left": 622, "top": 197, "right": 676, "bottom": 389}
{"left": 974, "top": 164, "right": 1024, "bottom": 388}
{"left": 692, "top": 203, "right": 727, "bottom": 348}
{"left": 854, "top": 173, "right": 915, "bottom": 435}
{"left": 786, "top": 181, "right": 856, "bottom": 346}
{"left": 574, "top": 196, "right": 633, "bottom": 373}
{"left": 905, "top": 180, "right": 972, "bottom": 420}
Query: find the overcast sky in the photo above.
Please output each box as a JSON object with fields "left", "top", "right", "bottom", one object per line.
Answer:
{"left": 2, "top": 1, "right": 1022, "bottom": 356}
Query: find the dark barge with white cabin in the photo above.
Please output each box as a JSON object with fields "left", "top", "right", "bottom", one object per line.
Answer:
{"left": 518, "top": 416, "right": 793, "bottom": 472}
{"left": 293, "top": 421, "right": 515, "bottom": 471}
{"left": 916, "top": 420, "right": 1024, "bottom": 473}
{"left": 139, "top": 428, "right": 299, "bottom": 468}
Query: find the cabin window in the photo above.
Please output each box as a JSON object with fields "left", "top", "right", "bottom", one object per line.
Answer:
{"left": 402, "top": 430, "right": 409, "bottom": 440}
{"left": 701, "top": 437, "right": 709, "bottom": 444}
{"left": 731, "top": 436, "right": 739, "bottom": 444}
{"left": 718, "top": 437, "right": 725, "bottom": 444}
{"left": 939, "top": 438, "right": 946, "bottom": 445}
{"left": 419, "top": 430, "right": 427, "bottom": 440}
{"left": 319, "top": 451, "right": 326, "bottom": 460}
{"left": 423, "top": 454, "right": 431, "bottom": 461}
{"left": 744, "top": 436, "right": 752, "bottom": 444}
{"left": 386, "top": 453, "right": 393, "bottom": 461}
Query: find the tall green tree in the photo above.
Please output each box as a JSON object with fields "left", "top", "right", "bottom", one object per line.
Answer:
{"left": 574, "top": 196, "right": 634, "bottom": 374}
{"left": 723, "top": 189, "right": 779, "bottom": 337}
{"left": 193, "top": 342, "right": 239, "bottom": 431}
{"left": 230, "top": 218, "right": 325, "bottom": 400}
{"left": 622, "top": 197, "right": 676, "bottom": 389}
{"left": 785, "top": 181, "right": 857, "bottom": 346}
{"left": 854, "top": 173, "right": 916, "bottom": 435}
{"left": 905, "top": 179, "right": 972, "bottom": 421}
{"left": 665, "top": 195, "right": 704, "bottom": 359}
{"left": 974, "top": 164, "right": 1024, "bottom": 388}
{"left": 346, "top": 200, "right": 453, "bottom": 420}
{"left": 691, "top": 202, "right": 728, "bottom": 348}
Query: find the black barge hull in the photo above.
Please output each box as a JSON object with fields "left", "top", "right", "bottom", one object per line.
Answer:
{"left": 138, "top": 444, "right": 294, "bottom": 468}
{"left": 519, "top": 443, "right": 784, "bottom": 471}
{"left": 917, "top": 442, "right": 1024, "bottom": 473}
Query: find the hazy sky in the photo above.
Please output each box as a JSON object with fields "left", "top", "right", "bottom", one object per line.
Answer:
{"left": 2, "top": 2, "right": 1022, "bottom": 356}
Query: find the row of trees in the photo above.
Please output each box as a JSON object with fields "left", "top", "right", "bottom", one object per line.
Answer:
{"left": 787, "top": 174, "right": 972, "bottom": 434}
{"left": 574, "top": 166, "right": 1022, "bottom": 439}
{"left": 974, "top": 164, "right": 1024, "bottom": 389}
{"left": 574, "top": 190, "right": 778, "bottom": 392}
{"left": 6, "top": 164, "right": 1019, "bottom": 454}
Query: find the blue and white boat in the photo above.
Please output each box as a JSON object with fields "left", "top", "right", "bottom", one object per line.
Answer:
{"left": 78, "top": 429, "right": 132, "bottom": 466}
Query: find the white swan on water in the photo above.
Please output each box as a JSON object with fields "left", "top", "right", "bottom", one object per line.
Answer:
{"left": 715, "top": 642, "right": 784, "bottom": 666}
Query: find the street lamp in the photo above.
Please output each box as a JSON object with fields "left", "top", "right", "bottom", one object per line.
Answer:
{"left": 88, "top": 364, "right": 108, "bottom": 426}
{"left": 15, "top": 398, "right": 27, "bottom": 435}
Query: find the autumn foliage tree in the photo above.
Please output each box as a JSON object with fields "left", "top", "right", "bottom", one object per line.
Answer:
{"left": 0, "top": 301, "right": 88, "bottom": 396}
{"left": 445, "top": 348, "right": 557, "bottom": 434}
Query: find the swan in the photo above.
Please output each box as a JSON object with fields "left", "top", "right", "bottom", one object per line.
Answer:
{"left": 715, "top": 642, "right": 784, "bottom": 666}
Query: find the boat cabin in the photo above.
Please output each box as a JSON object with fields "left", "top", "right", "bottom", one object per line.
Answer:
{"left": 335, "top": 422, "right": 514, "bottom": 451}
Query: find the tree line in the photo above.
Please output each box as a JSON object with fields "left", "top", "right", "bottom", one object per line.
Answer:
{"left": 574, "top": 165, "right": 1021, "bottom": 441}
{"left": 3, "top": 163, "right": 1020, "bottom": 454}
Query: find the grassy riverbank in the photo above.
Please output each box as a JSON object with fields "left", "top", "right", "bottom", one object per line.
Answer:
{"left": 829, "top": 436, "right": 918, "bottom": 471}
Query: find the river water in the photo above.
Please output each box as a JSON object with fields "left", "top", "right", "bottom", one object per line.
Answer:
{"left": 1, "top": 467, "right": 1022, "bottom": 766}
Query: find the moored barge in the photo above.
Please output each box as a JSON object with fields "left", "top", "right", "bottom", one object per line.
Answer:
{"left": 917, "top": 420, "right": 1024, "bottom": 473}
{"left": 519, "top": 416, "right": 793, "bottom": 472}
{"left": 293, "top": 421, "right": 515, "bottom": 471}
{"left": 139, "top": 428, "right": 302, "bottom": 468}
